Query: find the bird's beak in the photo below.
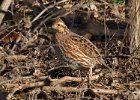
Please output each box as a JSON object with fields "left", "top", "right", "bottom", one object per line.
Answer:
{"left": 51, "top": 25, "right": 57, "bottom": 33}
{"left": 52, "top": 24, "right": 56, "bottom": 29}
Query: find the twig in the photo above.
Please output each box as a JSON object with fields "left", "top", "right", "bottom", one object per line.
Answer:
{"left": 7, "top": 81, "right": 45, "bottom": 100}
{"left": 31, "top": 0, "right": 68, "bottom": 23}
{"left": 33, "top": 1, "right": 83, "bottom": 32}
{"left": 5, "top": 75, "right": 99, "bottom": 99}
{"left": 33, "top": 9, "right": 65, "bottom": 32}
{"left": 50, "top": 75, "right": 99, "bottom": 86}
{"left": 5, "top": 55, "right": 28, "bottom": 62}
{"left": 0, "top": 0, "right": 13, "bottom": 25}
{"left": 0, "top": 64, "right": 6, "bottom": 75}
{"left": 42, "top": 86, "right": 120, "bottom": 94}
{"left": 106, "top": 55, "right": 140, "bottom": 60}
{"left": 86, "top": 89, "right": 109, "bottom": 100}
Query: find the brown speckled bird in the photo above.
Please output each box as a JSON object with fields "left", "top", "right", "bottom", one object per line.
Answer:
{"left": 52, "top": 18, "right": 112, "bottom": 81}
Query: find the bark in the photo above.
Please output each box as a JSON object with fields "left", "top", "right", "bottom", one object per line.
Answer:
{"left": 130, "top": 0, "right": 140, "bottom": 55}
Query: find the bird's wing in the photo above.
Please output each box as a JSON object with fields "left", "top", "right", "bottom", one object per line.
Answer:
{"left": 71, "top": 34, "right": 113, "bottom": 71}
{"left": 71, "top": 34, "right": 101, "bottom": 58}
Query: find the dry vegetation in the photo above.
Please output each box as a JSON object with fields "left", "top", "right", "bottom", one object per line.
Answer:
{"left": 0, "top": 0, "right": 140, "bottom": 100}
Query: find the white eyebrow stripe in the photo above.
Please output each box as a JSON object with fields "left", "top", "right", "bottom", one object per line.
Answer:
{"left": 58, "top": 22, "right": 65, "bottom": 25}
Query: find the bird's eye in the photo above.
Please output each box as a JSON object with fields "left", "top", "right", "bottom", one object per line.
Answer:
{"left": 58, "top": 24, "right": 60, "bottom": 26}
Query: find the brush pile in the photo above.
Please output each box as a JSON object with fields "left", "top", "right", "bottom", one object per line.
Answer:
{"left": 0, "top": 0, "right": 140, "bottom": 99}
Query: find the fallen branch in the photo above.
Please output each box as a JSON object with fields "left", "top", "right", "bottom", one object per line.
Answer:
{"left": 7, "top": 81, "right": 45, "bottom": 100}
{"left": 5, "top": 75, "right": 99, "bottom": 99}
{"left": 42, "top": 86, "right": 119, "bottom": 94}
{"left": 50, "top": 75, "right": 99, "bottom": 86}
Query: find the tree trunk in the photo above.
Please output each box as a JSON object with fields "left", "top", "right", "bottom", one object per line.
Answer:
{"left": 130, "top": 0, "right": 140, "bottom": 55}
{"left": 129, "top": 0, "right": 140, "bottom": 72}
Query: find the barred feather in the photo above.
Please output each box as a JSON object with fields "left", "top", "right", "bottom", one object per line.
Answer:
{"left": 53, "top": 18, "right": 112, "bottom": 71}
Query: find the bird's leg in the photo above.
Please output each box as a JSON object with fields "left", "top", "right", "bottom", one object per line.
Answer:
{"left": 88, "top": 67, "right": 93, "bottom": 88}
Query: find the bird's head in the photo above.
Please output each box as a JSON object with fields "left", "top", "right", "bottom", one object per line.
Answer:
{"left": 52, "top": 18, "right": 68, "bottom": 33}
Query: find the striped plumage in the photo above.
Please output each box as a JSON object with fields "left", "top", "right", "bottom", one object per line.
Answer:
{"left": 52, "top": 18, "right": 112, "bottom": 74}
{"left": 56, "top": 31, "right": 100, "bottom": 68}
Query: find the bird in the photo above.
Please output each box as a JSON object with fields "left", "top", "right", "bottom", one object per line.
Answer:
{"left": 52, "top": 18, "right": 112, "bottom": 84}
